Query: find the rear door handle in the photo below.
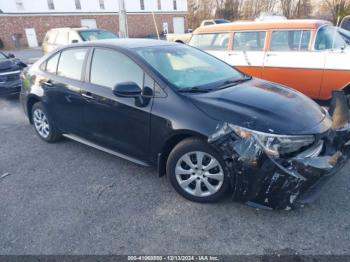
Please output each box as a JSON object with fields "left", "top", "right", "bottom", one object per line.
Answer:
{"left": 82, "top": 92, "right": 94, "bottom": 100}
{"left": 266, "top": 53, "right": 278, "bottom": 57}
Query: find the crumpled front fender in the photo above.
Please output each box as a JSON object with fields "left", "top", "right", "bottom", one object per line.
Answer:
{"left": 208, "top": 92, "right": 350, "bottom": 210}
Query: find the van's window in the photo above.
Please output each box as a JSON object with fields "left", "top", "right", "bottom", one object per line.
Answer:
{"left": 190, "top": 33, "right": 230, "bottom": 50}
{"left": 234, "top": 31, "right": 266, "bottom": 51}
{"left": 90, "top": 48, "right": 144, "bottom": 89}
{"left": 45, "top": 31, "right": 58, "bottom": 44}
{"left": 57, "top": 48, "right": 88, "bottom": 80}
{"left": 315, "top": 26, "right": 346, "bottom": 50}
{"left": 79, "top": 30, "right": 118, "bottom": 41}
{"left": 55, "top": 32, "right": 69, "bottom": 45}
{"left": 271, "top": 30, "right": 311, "bottom": 51}
{"left": 45, "top": 52, "right": 60, "bottom": 74}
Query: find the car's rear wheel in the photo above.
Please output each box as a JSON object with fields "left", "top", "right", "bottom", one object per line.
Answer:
{"left": 31, "top": 102, "right": 61, "bottom": 143}
{"left": 167, "top": 138, "right": 230, "bottom": 203}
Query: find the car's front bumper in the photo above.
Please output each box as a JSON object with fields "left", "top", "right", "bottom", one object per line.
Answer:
{"left": 209, "top": 93, "right": 350, "bottom": 210}
{"left": 0, "top": 73, "right": 21, "bottom": 97}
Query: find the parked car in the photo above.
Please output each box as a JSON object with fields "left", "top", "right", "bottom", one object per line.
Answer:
{"left": 42, "top": 27, "right": 118, "bottom": 54}
{"left": 0, "top": 51, "right": 27, "bottom": 97}
{"left": 166, "top": 31, "right": 193, "bottom": 44}
{"left": 200, "top": 19, "right": 231, "bottom": 27}
{"left": 190, "top": 19, "right": 350, "bottom": 102}
{"left": 166, "top": 19, "right": 230, "bottom": 44}
{"left": 340, "top": 15, "right": 350, "bottom": 31}
{"left": 337, "top": 27, "right": 350, "bottom": 44}
{"left": 20, "top": 39, "right": 350, "bottom": 210}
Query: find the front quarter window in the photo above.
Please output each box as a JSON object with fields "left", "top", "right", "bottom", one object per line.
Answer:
{"left": 315, "top": 26, "right": 346, "bottom": 50}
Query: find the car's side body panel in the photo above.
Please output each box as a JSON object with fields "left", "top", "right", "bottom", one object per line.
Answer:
{"left": 191, "top": 20, "right": 350, "bottom": 101}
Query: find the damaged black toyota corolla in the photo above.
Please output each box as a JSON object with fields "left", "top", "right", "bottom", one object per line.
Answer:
{"left": 20, "top": 39, "right": 350, "bottom": 210}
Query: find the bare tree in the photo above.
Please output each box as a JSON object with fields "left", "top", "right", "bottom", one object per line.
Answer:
{"left": 280, "top": 0, "right": 312, "bottom": 18}
{"left": 215, "top": 0, "right": 244, "bottom": 20}
{"left": 188, "top": 0, "right": 215, "bottom": 28}
{"left": 242, "top": 0, "right": 279, "bottom": 19}
{"left": 323, "top": 0, "right": 350, "bottom": 23}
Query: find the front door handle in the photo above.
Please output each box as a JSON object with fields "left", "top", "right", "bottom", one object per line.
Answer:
{"left": 82, "top": 92, "right": 94, "bottom": 100}
{"left": 266, "top": 53, "right": 278, "bottom": 57}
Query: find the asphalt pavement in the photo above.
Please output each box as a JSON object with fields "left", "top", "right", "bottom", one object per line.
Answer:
{"left": 0, "top": 97, "right": 350, "bottom": 255}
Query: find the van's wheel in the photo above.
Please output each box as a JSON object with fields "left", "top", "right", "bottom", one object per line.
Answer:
{"left": 31, "top": 102, "right": 61, "bottom": 143}
{"left": 167, "top": 138, "right": 230, "bottom": 203}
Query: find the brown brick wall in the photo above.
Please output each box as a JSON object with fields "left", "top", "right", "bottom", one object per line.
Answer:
{"left": 0, "top": 13, "right": 187, "bottom": 49}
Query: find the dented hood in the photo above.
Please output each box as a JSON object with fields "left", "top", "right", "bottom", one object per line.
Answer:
{"left": 188, "top": 79, "right": 329, "bottom": 135}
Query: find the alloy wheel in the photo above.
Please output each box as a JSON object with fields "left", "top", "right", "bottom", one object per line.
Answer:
{"left": 175, "top": 151, "right": 224, "bottom": 197}
{"left": 33, "top": 109, "right": 50, "bottom": 138}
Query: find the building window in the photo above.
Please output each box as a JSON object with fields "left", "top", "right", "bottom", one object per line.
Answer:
{"left": 75, "top": 0, "right": 82, "bottom": 10}
{"left": 99, "top": 0, "right": 105, "bottom": 10}
{"left": 173, "top": 0, "right": 177, "bottom": 10}
{"left": 47, "top": 0, "right": 55, "bottom": 10}
{"left": 157, "top": 0, "right": 161, "bottom": 10}
{"left": 140, "top": 0, "right": 145, "bottom": 10}
{"left": 15, "top": 0, "right": 24, "bottom": 10}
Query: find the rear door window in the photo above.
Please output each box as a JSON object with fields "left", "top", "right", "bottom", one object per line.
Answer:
{"left": 190, "top": 33, "right": 230, "bottom": 50}
{"left": 234, "top": 31, "right": 266, "bottom": 51}
{"left": 57, "top": 48, "right": 88, "bottom": 80}
{"left": 271, "top": 30, "right": 311, "bottom": 51}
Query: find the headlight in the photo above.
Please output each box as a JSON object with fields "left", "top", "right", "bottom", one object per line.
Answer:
{"left": 230, "top": 124, "right": 315, "bottom": 158}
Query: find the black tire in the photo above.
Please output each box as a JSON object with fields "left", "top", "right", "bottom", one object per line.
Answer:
{"left": 167, "top": 138, "right": 230, "bottom": 203}
{"left": 31, "top": 102, "right": 61, "bottom": 143}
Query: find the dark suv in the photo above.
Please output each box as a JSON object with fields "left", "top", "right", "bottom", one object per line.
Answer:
{"left": 0, "top": 51, "right": 26, "bottom": 97}
{"left": 20, "top": 39, "right": 350, "bottom": 210}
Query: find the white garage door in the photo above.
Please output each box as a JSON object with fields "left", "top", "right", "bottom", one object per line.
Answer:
{"left": 173, "top": 17, "right": 185, "bottom": 34}
{"left": 25, "top": 28, "right": 38, "bottom": 48}
{"left": 81, "top": 19, "right": 97, "bottom": 29}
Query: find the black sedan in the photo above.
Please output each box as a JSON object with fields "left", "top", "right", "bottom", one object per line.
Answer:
{"left": 20, "top": 39, "right": 350, "bottom": 210}
{"left": 0, "top": 51, "right": 26, "bottom": 97}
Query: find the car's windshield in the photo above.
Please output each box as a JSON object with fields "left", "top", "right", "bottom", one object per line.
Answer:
{"left": 0, "top": 52, "right": 7, "bottom": 60}
{"left": 79, "top": 30, "right": 118, "bottom": 41}
{"left": 134, "top": 45, "right": 244, "bottom": 90}
{"left": 315, "top": 26, "right": 346, "bottom": 50}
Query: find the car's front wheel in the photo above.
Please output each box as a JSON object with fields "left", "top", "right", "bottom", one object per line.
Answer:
{"left": 167, "top": 138, "right": 230, "bottom": 203}
{"left": 31, "top": 102, "right": 61, "bottom": 143}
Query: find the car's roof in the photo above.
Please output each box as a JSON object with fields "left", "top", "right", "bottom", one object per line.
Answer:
{"left": 71, "top": 38, "right": 176, "bottom": 49}
{"left": 194, "top": 19, "right": 332, "bottom": 34}
{"left": 48, "top": 27, "right": 109, "bottom": 32}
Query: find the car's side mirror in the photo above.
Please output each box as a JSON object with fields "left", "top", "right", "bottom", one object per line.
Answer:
{"left": 187, "top": 29, "right": 193, "bottom": 33}
{"left": 113, "top": 82, "right": 142, "bottom": 98}
{"left": 8, "top": 53, "right": 15, "bottom": 58}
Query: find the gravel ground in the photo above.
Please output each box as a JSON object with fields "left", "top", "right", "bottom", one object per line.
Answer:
{"left": 0, "top": 97, "right": 349, "bottom": 255}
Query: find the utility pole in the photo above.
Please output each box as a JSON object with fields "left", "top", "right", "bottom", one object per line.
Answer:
{"left": 118, "top": 0, "right": 128, "bottom": 38}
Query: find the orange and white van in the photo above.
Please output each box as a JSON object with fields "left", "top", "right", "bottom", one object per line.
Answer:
{"left": 189, "top": 20, "right": 350, "bottom": 101}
